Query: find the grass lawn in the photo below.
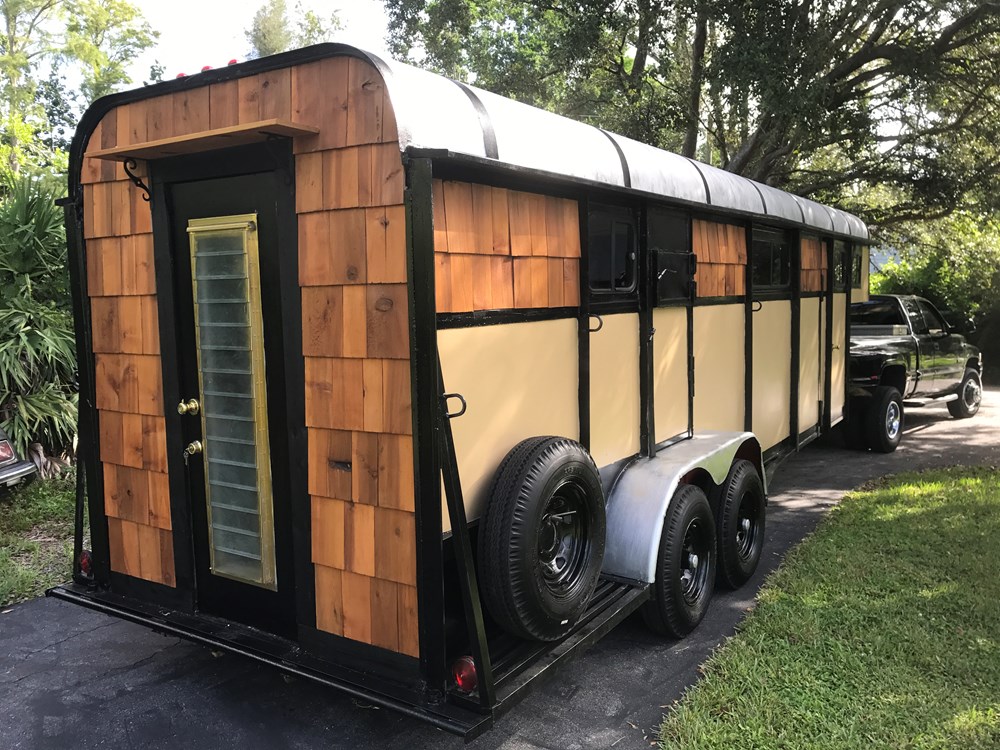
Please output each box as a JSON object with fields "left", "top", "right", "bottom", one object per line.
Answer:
{"left": 661, "top": 467, "right": 1000, "bottom": 750}
{"left": 0, "top": 471, "right": 77, "bottom": 607}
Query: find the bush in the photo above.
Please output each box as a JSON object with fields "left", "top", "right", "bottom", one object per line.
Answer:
{"left": 0, "top": 175, "right": 77, "bottom": 457}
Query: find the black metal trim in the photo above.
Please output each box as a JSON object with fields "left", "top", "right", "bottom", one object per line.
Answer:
{"left": 790, "top": 230, "right": 802, "bottom": 450}
{"left": 823, "top": 239, "right": 835, "bottom": 429}
{"left": 638, "top": 204, "right": 654, "bottom": 456}
{"left": 744, "top": 222, "right": 754, "bottom": 432}
{"left": 578, "top": 196, "right": 591, "bottom": 449}
{"left": 437, "top": 306, "right": 576, "bottom": 329}
{"left": 599, "top": 129, "right": 632, "bottom": 188}
{"left": 747, "top": 181, "right": 768, "bottom": 213}
{"left": 682, "top": 157, "right": 713, "bottom": 204}
{"left": 693, "top": 295, "right": 746, "bottom": 307}
{"left": 404, "top": 156, "right": 448, "bottom": 696}
{"left": 450, "top": 80, "right": 500, "bottom": 160}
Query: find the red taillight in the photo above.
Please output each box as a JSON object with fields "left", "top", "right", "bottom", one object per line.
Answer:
{"left": 0, "top": 440, "right": 14, "bottom": 463}
{"left": 79, "top": 550, "right": 93, "bottom": 576}
{"left": 451, "top": 655, "right": 478, "bottom": 693}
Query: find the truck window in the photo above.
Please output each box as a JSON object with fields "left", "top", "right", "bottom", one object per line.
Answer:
{"left": 900, "top": 298, "right": 928, "bottom": 334}
{"left": 589, "top": 207, "right": 637, "bottom": 295}
{"left": 917, "top": 300, "right": 947, "bottom": 333}
{"left": 850, "top": 300, "right": 904, "bottom": 326}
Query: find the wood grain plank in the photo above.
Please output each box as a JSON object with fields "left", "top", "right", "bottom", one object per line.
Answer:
{"left": 362, "top": 358, "right": 384, "bottom": 433}
{"left": 563, "top": 197, "right": 581, "bottom": 258}
{"left": 141, "top": 415, "right": 167, "bottom": 473}
{"left": 341, "top": 571, "right": 373, "bottom": 644}
{"left": 295, "top": 151, "right": 324, "bottom": 213}
{"left": 377, "top": 433, "right": 414, "bottom": 512}
{"left": 307, "top": 428, "right": 353, "bottom": 500}
{"left": 298, "top": 211, "right": 332, "bottom": 286}
{"left": 491, "top": 187, "right": 510, "bottom": 254}
{"left": 315, "top": 564, "right": 345, "bottom": 634}
{"left": 397, "top": 584, "right": 419, "bottom": 658}
{"left": 545, "top": 196, "right": 565, "bottom": 258}
{"left": 508, "top": 190, "right": 532, "bottom": 256}
{"left": 342, "top": 285, "right": 368, "bottom": 358}
{"left": 99, "top": 410, "right": 124, "bottom": 467}
{"left": 513, "top": 257, "right": 532, "bottom": 308}
{"left": 382, "top": 359, "right": 412, "bottom": 435}
{"left": 158, "top": 529, "right": 176, "bottom": 586}
{"left": 301, "top": 286, "right": 343, "bottom": 357}
{"left": 472, "top": 255, "right": 493, "bottom": 311}
{"left": 344, "top": 502, "right": 375, "bottom": 577}
{"left": 312, "top": 496, "right": 346, "bottom": 569}
{"left": 352, "top": 431, "right": 380, "bottom": 506}
{"left": 432, "top": 180, "right": 449, "bottom": 253}
{"left": 145, "top": 94, "right": 174, "bottom": 142}
{"left": 471, "top": 183, "right": 493, "bottom": 254}
{"left": 356, "top": 145, "right": 374, "bottom": 208}
{"left": 237, "top": 75, "right": 261, "bottom": 123}
{"left": 528, "top": 193, "right": 548, "bottom": 257}
{"left": 135, "top": 354, "right": 163, "bottom": 416}
{"left": 304, "top": 357, "right": 365, "bottom": 431}
{"left": 563, "top": 258, "right": 580, "bottom": 306}
{"left": 366, "top": 285, "right": 409, "bottom": 359}
{"left": 491, "top": 256, "right": 514, "bottom": 309}
{"left": 443, "top": 181, "right": 475, "bottom": 254}
{"left": 365, "top": 205, "right": 406, "bottom": 284}
{"left": 147, "top": 471, "right": 171, "bottom": 530}
{"left": 121, "top": 411, "right": 143, "bottom": 469}
{"left": 95, "top": 354, "right": 138, "bottom": 413}
{"left": 136, "top": 522, "right": 165, "bottom": 583}
{"left": 448, "top": 254, "right": 475, "bottom": 313}
{"left": 346, "top": 58, "right": 384, "bottom": 145}
{"left": 315, "top": 564, "right": 344, "bottom": 634}
{"left": 374, "top": 507, "right": 416, "bottom": 585}
{"left": 209, "top": 81, "right": 240, "bottom": 129}
{"left": 547, "top": 258, "right": 564, "bottom": 307}
{"left": 370, "top": 578, "right": 399, "bottom": 651}
{"left": 259, "top": 67, "right": 292, "bottom": 120}
{"left": 323, "top": 147, "right": 360, "bottom": 210}
{"left": 434, "top": 253, "right": 452, "bottom": 313}
{"left": 528, "top": 257, "right": 549, "bottom": 307}
{"left": 326, "top": 208, "right": 367, "bottom": 285}
{"left": 172, "top": 87, "right": 211, "bottom": 136}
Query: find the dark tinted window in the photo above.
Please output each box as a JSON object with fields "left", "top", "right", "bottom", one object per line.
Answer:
{"left": 751, "top": 227, "right": 791, "bottom": 289}
{"left": 850, "top": 300, "right": 905, "bottom": 326}
{"left": 901, "top": 298, "right": 928, "bottom": 334}
{"left": 833, "top": 241, "right": 849, "bottom": 290}
{"left": 917, "top": 300, "right": 947, "bottom": 332}
{"left": 851, "top": 248, "right": 863, "bottom": 288}
{"left": 589, "top": 208, "right": 636, "bottom": 294}
{"left": 647, "top": 208, "right": 689, "bottom": 255}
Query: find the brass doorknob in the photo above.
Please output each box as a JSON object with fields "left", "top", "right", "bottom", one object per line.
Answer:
{"left": 177, "top": 398, "right": 201, "bottom": 415}
{"left": 183, "top": 440, "right": 204, "bottom": 457}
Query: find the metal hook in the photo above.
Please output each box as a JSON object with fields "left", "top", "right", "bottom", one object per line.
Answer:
{"left": 443, "top": 392, "right": 467, "bottom": 419}
{"left": 751, "top": 300, "right": 763, "bottom": 313}
{"left": 123, "top": 159, "right": 151, "bottom": 202}
{"left": 588, "top": 314, "right": 604, "bottom": 333}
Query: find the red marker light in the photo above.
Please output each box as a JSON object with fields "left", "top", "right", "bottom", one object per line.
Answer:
{"left": 175, "top": 72, "right": 187, "bottom": 78}
{"left": 201, "top": 65, "right": 212, "bottom": 72}
{"left": 228, "top": 59, "right": 238, "bottom": 66}
{"left": 451, "top": 655, "right": 478, "bottom": 693}
{"left": 79, "top": 549, "right": 93, "bottom": 576}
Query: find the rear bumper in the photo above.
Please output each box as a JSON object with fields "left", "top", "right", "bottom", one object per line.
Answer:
{"left": 0, "top": 459, "right": 36, "bottom": 487}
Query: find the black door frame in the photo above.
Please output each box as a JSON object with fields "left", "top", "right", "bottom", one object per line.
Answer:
{"left": 149, "top": 141, "right": 312, "bottom": 638}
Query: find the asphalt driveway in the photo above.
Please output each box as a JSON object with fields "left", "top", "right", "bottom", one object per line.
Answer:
{"left": 3, "top": 391, "right": 998, "bottom": 750}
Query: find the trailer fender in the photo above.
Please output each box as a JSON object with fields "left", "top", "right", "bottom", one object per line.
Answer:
{"left": 602, "top": 432, "right": 764, "bottom": 583}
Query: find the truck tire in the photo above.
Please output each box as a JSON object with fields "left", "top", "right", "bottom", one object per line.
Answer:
{"left": 642, "top": 484, "right": 716, "bottom": 638}
{"left": 865, "top": 385, "right": 903, "bottom": 453}
{"left": 715, "top": 460, "right": 766, "bottom": 589}
{"left": 478, "top": 437, "right": 606, "bottom": 642}
{"left": 948, "top": 368, "right": 982, "bottom": 419}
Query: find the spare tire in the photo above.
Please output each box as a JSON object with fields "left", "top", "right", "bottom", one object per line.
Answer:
{"left": 478, "top": 437, "right": 606, "bottom": 642}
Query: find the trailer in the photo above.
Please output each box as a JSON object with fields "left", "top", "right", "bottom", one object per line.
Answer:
{"left": 49, "top": 43, "right": 871, "bottom": 739}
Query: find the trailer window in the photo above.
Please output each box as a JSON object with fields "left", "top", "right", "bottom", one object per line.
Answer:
{"left": 751, "top": 227, "right": 791, "bottom": 289}
{"left": 851, "top": 248, "right": 863, "bottom": 288}
{"left": 589, "top": 208, "right": 637, "bottom": 294}
{"left": 832, "top": 241, "right": 849, "bottom": 291}
{"left": 647, "top": 208, "right": 692, "bottom": 304}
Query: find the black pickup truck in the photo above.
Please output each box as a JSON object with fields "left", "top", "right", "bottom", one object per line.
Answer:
{"left": 847, "top": 294, "right": 983, "bottom": 452}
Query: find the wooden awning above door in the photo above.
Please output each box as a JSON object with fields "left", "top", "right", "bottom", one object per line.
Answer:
{"left": 87, "top": 119, "right": 320, "bottom": 161}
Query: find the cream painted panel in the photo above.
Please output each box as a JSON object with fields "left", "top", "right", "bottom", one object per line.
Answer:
{"left": 652, "top": 307, "right": 688, "bottom": 442}
{"left": 693, "top": 304, "right": 745, "bottom": 432}
{"left": 590, "top": 313, "right": 641, "bottom": 468}
{"left": 831, "top": 294, "right": 847, "bottom": 423}
{"left": 752, "top": 300, "right": 792, "bottom": 450}
{"left": 798, "top": 298, "right": 821, "bottom": 433}
{"left": 438, "top": 319, "right": 579, "bottom": 525}
{"left": 857, "top": 246, "right": 870, "bottom": 301}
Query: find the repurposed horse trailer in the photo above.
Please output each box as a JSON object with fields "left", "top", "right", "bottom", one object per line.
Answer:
{"left": 50, "top": 44, "right": 870, "bottom": 738}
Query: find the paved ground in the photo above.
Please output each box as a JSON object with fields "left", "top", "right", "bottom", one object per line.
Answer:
{"left": 3, "top": 391, "right": 998, "bottom": 750}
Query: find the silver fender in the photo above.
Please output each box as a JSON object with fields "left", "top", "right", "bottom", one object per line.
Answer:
{"left": 602, "top": 432, "right": 765, "bottom": 583}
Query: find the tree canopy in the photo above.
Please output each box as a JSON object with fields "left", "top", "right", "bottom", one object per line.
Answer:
{"left": 384, "top": 1, "right": 1000, "bottom": 235}
{"left": 246, "top": 0, "right": 342, "bottom": 59}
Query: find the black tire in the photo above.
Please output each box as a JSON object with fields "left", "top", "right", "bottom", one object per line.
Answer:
{"left": 948, "top": 368, "right": 982, "bottom": 419}
{"left": 478, "top": 437, "right": 606, "bottom": 642}
{"left": 715, "top": 460, "right": 766, "bottom": 589}
{"left": 641, "top": 484, "right": 716, "bottom": 638}
{"left": 865, "top": 385, "right": 903, "bottom": 453}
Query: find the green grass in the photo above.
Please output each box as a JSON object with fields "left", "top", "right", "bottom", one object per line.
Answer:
{"left": 0, "top": 471, "right": 78, "bottom": 607}
{"left": 661, "top": 467, "right": 1000, "bottom": 750}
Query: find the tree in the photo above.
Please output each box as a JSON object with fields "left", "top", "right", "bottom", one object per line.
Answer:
{"left": 63, "top": 0, "right": 158, "bottom": 102}
{"left": 384, "top": 1, "right": 1000, "bottom": 235}
{"left": 246, "top": 0, "right": 342, "bottom": 58}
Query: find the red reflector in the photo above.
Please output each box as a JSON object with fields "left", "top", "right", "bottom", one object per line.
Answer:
{"left": 79, "top": 550, "right": 93, "bottom": 576}
{"left": 0, "top": 440, "right": 14, "bottom": 462}
{"left": 452, "top": 655, "right": 478, "bottom": 693}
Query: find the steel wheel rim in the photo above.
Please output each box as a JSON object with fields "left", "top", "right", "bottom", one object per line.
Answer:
{"left": 735, "top": 493, "right": 760, "bottom": 562}
{"left": 680, "top": 517, "right": 711, "bottom": 606}
{"left": 886, "top": 401, "right": 901, "bottom": 439}
{"left": 964, "top": 378, "right": 982, "bottom": 409}
{"left": 537, "top": 481, "right": 588, "bottom": 595}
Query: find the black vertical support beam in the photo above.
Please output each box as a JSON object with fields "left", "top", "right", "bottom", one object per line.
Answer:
{"left": 790, "top": 231, "right": 802, "bottom": 448}
{"left": 578, "top": 197, "right": 591, "bottom": 449}
{"left": 823, "top": 239, "right": 835, "bottom": 431}
{"left": 404, "top": 157, "right": 448, "bottom": 696}
{"left": 844, "top": 243, "right": 855, "bottom": 423}
{"left": 638, "top": 204, "right": 655, "bottom": 456}
{"left": 687, "top": 218, "right": 696, "bottom": 437}
{"left": 744, "top": 224, "right": 754, "bottom": 433}
{"left": 62, "top": 196, "right": 110, "bottom": 586}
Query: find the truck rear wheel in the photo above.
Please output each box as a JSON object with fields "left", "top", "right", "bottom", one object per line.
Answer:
{"left": 715, "top": 460, "right": 766, "bottom": 589}
{"left": 642, "top": 484, "right": 716, "bottom": 638}
{"left": 948, "top": 369, "right": 982, "bottom": 419}
{"left": 865, "top": 385, "right": 903, "bottom": 453}
{"left": 478, "top": 437, "right": 606, "bottom": 642}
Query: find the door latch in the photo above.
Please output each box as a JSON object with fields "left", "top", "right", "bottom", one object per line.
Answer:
{"left": 183, "top": 440, "right": 203, "bottom": 466}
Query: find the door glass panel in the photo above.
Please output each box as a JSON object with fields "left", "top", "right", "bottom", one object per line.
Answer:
{"left": 188, "top": 214, "right": 276, "bottom": 590}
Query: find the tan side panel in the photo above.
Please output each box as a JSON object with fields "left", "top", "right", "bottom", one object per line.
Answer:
{"left": 652, "top": 307, "right": 688, "bottom": 442}
{"left": 798, "top": 298, "right": 821, "bottom": 433}
{"left": 752, "top": 301, "right": 792, "bottom": 450}
{"left": 439, "top": 319, "right": 579, "bottom": 525}
{"left": 831, "top": 295, "right": 847, "bottom": 423}
{"left": 857, "top": 246, "right": 870, "bottom": 302}
{"left": 693, "top": 305, "right": 745, "bottom": 431}
{"left": 589, "top": 313, "right": 640, "bottom": 467}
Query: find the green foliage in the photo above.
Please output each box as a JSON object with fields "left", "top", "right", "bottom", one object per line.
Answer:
{"left": 660, "top": 467, "right": 1000, "bottom": 749}
{"left": 246, "top": 0, "right": 342, "bottom": 58}
{"left": 0, "top": 175, "right": 76, "bottom": 456}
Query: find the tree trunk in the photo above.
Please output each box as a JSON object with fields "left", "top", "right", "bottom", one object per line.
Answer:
{"left": 681, "top": 5, "right": 707, "bottom": 158}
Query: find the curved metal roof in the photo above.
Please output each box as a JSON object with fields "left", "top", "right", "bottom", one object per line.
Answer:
{"left": 371, "top": 50, "right": 868, "bottom": 241}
